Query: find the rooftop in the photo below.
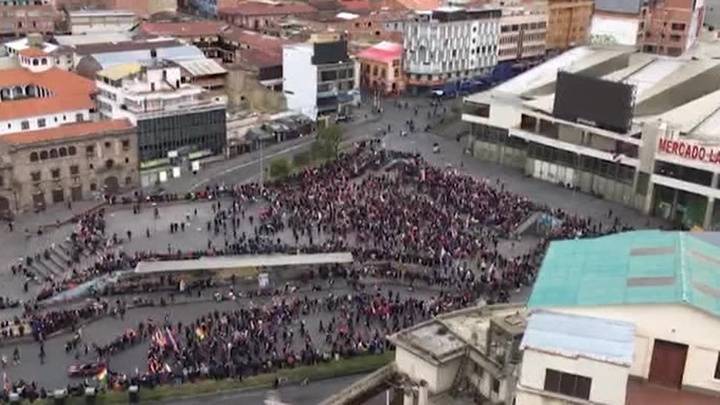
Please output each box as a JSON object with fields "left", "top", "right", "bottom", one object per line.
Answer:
{"left": 68, "top": 10, "right": 136, "bottom": 17}
{"left": 528, "top": 230, "right": 720, "bottom": 317}
{"left": 97, "top": 63, "right": 143, "bottom": 81}
{"left": 73, "top": 38, "right": 182, "bottom": 56}
{"left": 0, "top": 67, "right": 95, "bottom": 121}
{"left": 4, "top": 37, "right": 58, "bottom": 54}
{"left": 0, "top": 119, "right": 133, "bottom": 146}
{"left": 389, "top": 320, "right": 466, "bottom": 363}
{"left": 357, "top": 41, "right": 402, "bottom": 63}
{"left": 18, "top": 47, "right": 48, "bottom": 58}
{"left": 139, "top": 21, "right": 230, "bottom": 37}
{"left": 53, "top": 33, "right": 134, "bottom": 47}
{"left": 466, "top": 43, "right": 720, "bottom": 139}
{"left": 521, "top": 311, "right": 635, "bottom": 366}
{"left": 176, "top": 59, "right": 227, "bottom": 77}
{"left": 134, "top": 252, "right": 353, "bottom": 274}
{"left": 219, "top": 1, "right": 317, "bottom": 16}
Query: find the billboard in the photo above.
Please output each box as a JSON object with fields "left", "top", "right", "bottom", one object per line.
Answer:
{"left": 552, "top": 71, "right": 635, "bottom": 134}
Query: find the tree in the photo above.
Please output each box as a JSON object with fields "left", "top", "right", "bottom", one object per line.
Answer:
{"left": 269, "top": 157, "right": 291, "bottom": 179}
{"left": 314, "top": 124, "right": 343, "bottom": 160}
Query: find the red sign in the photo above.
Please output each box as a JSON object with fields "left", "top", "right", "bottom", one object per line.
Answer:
{"left": 657, "top": 138, "right": 720, "bottom": 164}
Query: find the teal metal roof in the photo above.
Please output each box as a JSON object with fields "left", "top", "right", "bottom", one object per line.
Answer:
{"left": 528, "top": 230, "right": 720, "bottom": 317}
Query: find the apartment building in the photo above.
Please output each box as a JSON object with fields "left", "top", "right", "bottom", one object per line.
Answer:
{"left": 498, "top": 2, "right": 547, "bottom": 62}
{"left": 546, "top": 0, "right": 593, "bottom": 51}
{"left": 67, "top": 9, "right": 137, "bottom": 35}
{"left": 638, "top": 0, "right": 705, "bottom": 56}
{"left": 282, "top": 40, "right": 358, "bottom": 121}
{"left": 357, "top": 41, "right": 405, "bottom": 95}
{"left": 95, "top": 59, "right": 227, "bottom": 186}
{"left": 403, "top": 7, "right": 501, "bottom": 92}
{"left": 0, "top": 4, "right": 59, "bottom": 37}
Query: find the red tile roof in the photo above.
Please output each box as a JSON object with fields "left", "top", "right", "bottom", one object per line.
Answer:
{"left": 357, "top": 41, "right": 402, "bottom": 63}
{"left": 18, "top": 47, "right": 48, "bottom": 58}
{"left": 139, "top": 21, "right": 230, "bottom": 37}
{"left": 0, "top": 68, "right": 96, "bottom": 121}
{"left": 221, "top": 29, "right": 292, "bottom": 54}
{"left": 238, "top": 48, "right": 282, "bottom": 68}
{"left": 219, "top": 1, "right": 317, "bottom": 16}
{"left": 1, "top": 119, "right": 134, "bottom": 146}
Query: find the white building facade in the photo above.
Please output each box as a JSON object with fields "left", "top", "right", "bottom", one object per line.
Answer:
{"left": 283, "top": 40, "right": 358, "bottom": 122}
{"left": 403, "top": 7, "right": 501, "bottom": 92}
{"left": 498, "top": 4, "right": 547, "bottom": 62}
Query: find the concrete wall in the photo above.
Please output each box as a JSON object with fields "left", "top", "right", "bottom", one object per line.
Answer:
{"left": 225, "top": 68, "right": 285, "bottom": 113}
{"left": 591, "top": 14, "right": 641, "bottom": 46}
{"left": 395, "top": 347, "right": 462, "bottom": 394}
{"left": 471, "top": 139, "right": 527, "bottom": 169}
{"left": 518, "top": 348, "right": 629, "bottom": 405}
{"left": 283, "top": 45, "right": 317, "bottom": 120}
{"left": 550, "top": 304, "right": 720, "bottom": 394}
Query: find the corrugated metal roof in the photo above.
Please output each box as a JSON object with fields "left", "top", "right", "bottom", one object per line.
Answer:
{"left": 528, "top": 230, "right": 720, "bottom": 317}
{"left": 134, "top": 252, "right": 353, "bottom": 274}
{"left": 176, "top": 58, "right": 227, "bottom": 77}
{"left": 521, "top": 311, "right": 635, "bottom": 366}
{"left": 595, "top": 0, "right": 642, "bottom": 14}
{"left": 92, "top": 46, "right": 206, "bottom": 68}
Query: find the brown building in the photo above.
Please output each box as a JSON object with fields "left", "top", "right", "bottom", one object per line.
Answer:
{"left": 638, "top": 0, "right": 704, "bottom": 56}
{"left": 218, "top": 1, "right": 317, "bottom": 31}
{"left": 0, "top": 119, "right": 139, "bottom": 215}
{"left": 546, "top": 0, "right": 593, "bottom": 51}
{"left": 357, "top": 41, "right": 404, "bottom": 95}
{"left": 0, "top": 5, "right": 59, "bottom": 37}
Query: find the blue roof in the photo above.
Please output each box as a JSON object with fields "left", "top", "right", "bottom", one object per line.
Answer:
{"left": 92, "top": 46, "right": 206, "bottom": 68}
{"left": 521, "top": 311, "right": 635, "bottom": 366}
{"left": 528, "top": 230, "right": 720, "bottom": 316}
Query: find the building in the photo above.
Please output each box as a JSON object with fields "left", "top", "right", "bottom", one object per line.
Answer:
{"left": 706, "top": 0, "right": 720, "bottom": 30}
{"left": 54, "top": 0, "right": 177, "bottom": 18}
{"left": 0, "top": 119, "right": 138, "bottom": 214}
{"left": 590, "top": 0, "right": 643, "bottom": 46}
{"left": 516, "top": 311, "right": 635, "bottom": 405}
{"left": 545, "top": 0, "right": 593, "bottom": 51}
{"left": 525, "top": 230, "right": 720, "bottom": 404}
{"left": 282, "top": 40, "right": 358, "bottom": 121}
{"left": 67, "top": 9, "right": 138, "bottom": 35}
{"left": 0, "top": 61, "right": 95, "bottom": 136}
{"left": 217, "top": 1, "right": 317, "bottom": 31}
{"left": 4, "top": 33, "right": 74, "bottom": 71}
{"left": 138, "top": 20, "right": 230, "bottom": 60}
{"left": 638, "top": 0, "right": 705, "bottom": 56}
{"left": 95, "top": 59, "right": 227, "bottom": 186}
{"left": 357, "top": 41, "right": 404, "bottom": 94}
{"left": 497, "top": 2, "right": 547, "bottom": 63}
{"left": 461, "top": 44, "right": 720, "bottom": 229}
{"left": 0, "top": 5, "right": 59, "bottom": 37}
{"left": 403, "top": 7, "right": 501, "bottom": 93}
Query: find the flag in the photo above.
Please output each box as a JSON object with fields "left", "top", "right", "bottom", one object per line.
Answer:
{"left": 165, "top": 327, "right": 179, "bottom": 353}
{"left": 195, "top": 327, "right": 206, "bottom": 341}
{"left": 96, "top": 367, "right": 108, "bottom": 387}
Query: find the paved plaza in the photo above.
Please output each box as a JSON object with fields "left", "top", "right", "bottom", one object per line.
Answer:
{"left": 0, "top": 96, "right": 669, "bottom": 400}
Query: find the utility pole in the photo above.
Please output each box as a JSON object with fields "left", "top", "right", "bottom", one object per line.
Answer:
{"left": 259, "top": 139, "right": 264, "bottom": 189}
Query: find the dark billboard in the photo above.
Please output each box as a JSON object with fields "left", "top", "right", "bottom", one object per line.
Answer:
{"left": 552, "top": 71, "right": 635, "bottom": 134}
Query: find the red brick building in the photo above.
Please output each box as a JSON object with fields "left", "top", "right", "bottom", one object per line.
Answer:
{"left": 0, "top": 5, "right": 58, "bottom": 37}
{"left": 638, "top": 0, "right": 704, "bottom": 56}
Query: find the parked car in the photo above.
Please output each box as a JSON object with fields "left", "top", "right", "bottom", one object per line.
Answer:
{"left": 68, "top": 361, "right": 106, "bottom": 378}
{"left": 433, "top": 143, "right": 441, "bottom": 153}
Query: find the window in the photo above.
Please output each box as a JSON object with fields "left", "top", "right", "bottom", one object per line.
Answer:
{"left": 90, "top": 183, "right": 97, "bottom": 191}
{"left": 37, "top": 118, "right": 46, "bottom": 128}
{"left": 105, "top": 159, "right": 114, "bottom": 169}
{"left": 40, "top": 150, "right": 48, "bottom": 160}
{"left": 30, "top": 152, "right": 38, "bottom": 162}
{"left": 50, "top": 149, "right": 58, "bottom": 158}
{"left": 544, "top": 369, "right": 591, "bottom": 400}
{"left": 76, "top": 113, "right": 84, "bottom": 122}
{"left": 121, "top": 139, "right": 130, "bottom": 150}
{"left": 31, "top": 171, "right": 41, "bottom": 182}
{"left": 59, "top": 147, "right": 67, "bottom": 157}
{"left": 492, "top": 378, "right": 500, "bottom": 394}
{"left": 21, "top": 120, "right": 29, "bottom": 130}
{"left": 125, "top": 176, "right": 132, "bottom": 185}
{"left": 104, "top": 141, "right": 111, "bottom": 148}
{"left": 70, "top": 165, "right": 79, "bottom": 175}
{"left": 86, "top": 145, "right": 95, "bottom": 155}
{"left": 51, "top": 168, "right": 60, "bottom": 179}
{"left": 68, "top": 146, "right": 76, "bottom": 155}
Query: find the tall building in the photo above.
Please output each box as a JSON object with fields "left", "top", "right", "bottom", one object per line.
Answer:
{"left": 638, "top": 0, "right": 705, "bottom": 56}
{"left": 403, "top": 7, "right": 501, "bottom": 93}
{"left": 545, "top": 0, "right": 593, "bottom": 51}
{"left": 497, "top": 2, "right": 547, "bottom": 62}
{"left": 282, "top": 40, "right": 358, "bottom": 121}
{"left": 95, "top": 59, "right": 227, "bottom": 186}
